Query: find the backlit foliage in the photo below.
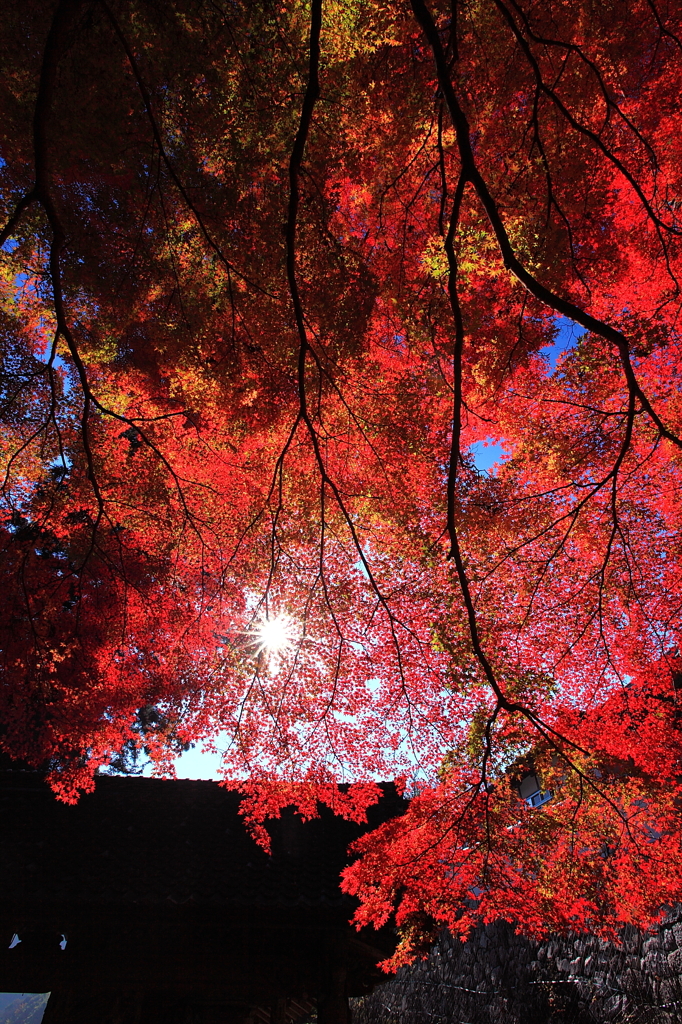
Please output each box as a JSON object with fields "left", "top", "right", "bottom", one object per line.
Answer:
{"left": 1, "top": 0, "right": 682, "bottom": 960}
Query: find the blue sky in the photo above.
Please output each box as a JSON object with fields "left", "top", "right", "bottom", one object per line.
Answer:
{"left": 548, "top": 314, "right": 586, "bottom": 370}
{"left": 153, "top": 740, "right": 225, "bottom": 780}
{"left": 470, "top": 438, "right": 507, "bottom": 474}
{"left": 469, "top": 315, "right": 584, "bottom": 475}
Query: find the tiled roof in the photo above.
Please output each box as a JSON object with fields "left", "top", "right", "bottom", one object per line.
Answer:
{"left": 0, "top": 773, "right": 404, "bottom": 913}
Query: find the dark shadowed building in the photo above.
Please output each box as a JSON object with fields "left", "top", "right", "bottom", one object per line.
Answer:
{"left": 0, "top": 772, "right": 404, "bottom": 1024}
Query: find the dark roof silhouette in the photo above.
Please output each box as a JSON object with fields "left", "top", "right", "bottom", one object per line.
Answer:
{"left": 0, "top": 772, "right": 405, "bottom": 1023}
{"left": 0, "top": 772, "right": 405, "bottom": 914}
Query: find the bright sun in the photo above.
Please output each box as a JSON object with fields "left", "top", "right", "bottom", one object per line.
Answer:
{"left": 250, "top": 614, "right": 295, "bottom": 657}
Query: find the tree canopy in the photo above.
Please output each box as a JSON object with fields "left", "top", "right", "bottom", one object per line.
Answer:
{"left": 2, "top": 0, "right": 682, "bottom": 961}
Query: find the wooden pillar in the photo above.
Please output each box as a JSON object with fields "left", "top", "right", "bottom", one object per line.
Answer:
{"left": 270, "top": 996, "right": 288, "bottom": 1023}
{"left": 140, "top": 991, "right": 192, "bottom": 1024}
{"left": 318, "top": 934, "right": 351, "bottom": 1024}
